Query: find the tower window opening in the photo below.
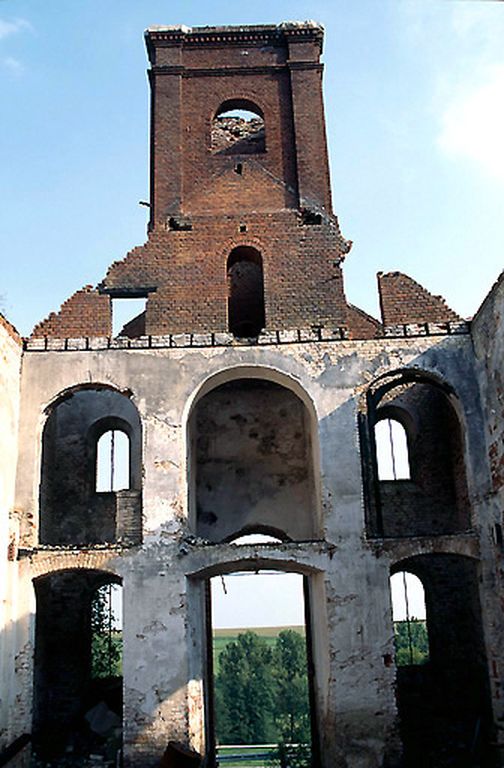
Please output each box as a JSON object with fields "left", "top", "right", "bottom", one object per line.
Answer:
{"left": 227, "top": 246, "right": 265, "bottom": 338}
{"left": 390, "top": 571, "right": 428, "bottom": 666}
{"left": 96, "top": 429, "right": 130, "bottom": 492}
{"left": 211, "top": 100, "right": 265, "bottom": 155}
{"left": 375, "top": 417, "right": 410, "bottom": 480}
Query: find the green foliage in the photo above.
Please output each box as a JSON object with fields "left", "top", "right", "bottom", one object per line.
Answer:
{"left": 91, "top": 632, "right": 122, "bottom": 678}
{"left": 215, "top": 631, "right": 275, "bottom": 744}
{"left": 269, "top": 742, "right": 312, "bottom": 768}
{"left": 214, "top": 629, "right": 310, "bottom": 748}
{"left": 272, "top": 631, "right": 310, "bottom": 744}
{"left": 394, "top": 620, "right": 429, "bottom": 666}
{"left": 91, "top": 585, "right": 122, "bottom": 678}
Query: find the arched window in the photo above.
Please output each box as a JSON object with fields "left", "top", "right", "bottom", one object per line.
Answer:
{"left": 375, "top": 417, "right": 410, "bottom": 480}
{"left": 390, "top": 571, "right": 428, "bottom": 666}
{"left": 211, "top": 99, "right": 265, "bottom": 155}
{"left": 96, "top": 429, "right": 130, "bottom": 492}
{"left": 227, "top": 247, "right": 265, "bottom": 338}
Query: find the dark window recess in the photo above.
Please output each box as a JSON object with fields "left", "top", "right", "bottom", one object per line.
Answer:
{"left": 227, "top": 246, "right": 265, "bottom": 338}
{"left": 301, "top": 209, "right": 322, "bottom": 226}
{"left": 168, "top": 216, "right": 193, "bottom": 231}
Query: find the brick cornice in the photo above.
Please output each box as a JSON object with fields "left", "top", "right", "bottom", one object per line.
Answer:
{"left": 145, "top": 23, "right": 324, "bottom": 61}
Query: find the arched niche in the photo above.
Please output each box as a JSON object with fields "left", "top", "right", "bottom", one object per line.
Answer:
{"left": 39, "top": 386, "right": 142, "bottom": 546}
{"left": 32, "top": 568, "right": 122, "bottom": 759}
{"left": 187, "top": 373, "right": 320, "bottom": 542}
{"left": 390, "top": 554, "right": 491, "bottom": 765}
{"left": 227, "top": 246, "right": 266, "bottom": 338}
{"left": 360, "top": 370, "right": 471, "bottom": 538}
{"left": 211, "top": 98, "right": 265, "bottom": 155}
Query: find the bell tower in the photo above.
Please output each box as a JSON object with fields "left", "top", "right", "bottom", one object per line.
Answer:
{"left": 100, "top": 23, "right": 351, "bottom": 337}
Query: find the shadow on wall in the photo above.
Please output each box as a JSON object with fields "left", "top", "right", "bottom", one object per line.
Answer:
{"left": 360, "top": 369, "right": 472, "bottom": 539}
{"left": 39, "top": 386, "right": 142, "bottom": 546}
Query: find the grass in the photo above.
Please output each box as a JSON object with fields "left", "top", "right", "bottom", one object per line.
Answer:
{"left": 216, "top": 743, "right": 278, "bottom": 767}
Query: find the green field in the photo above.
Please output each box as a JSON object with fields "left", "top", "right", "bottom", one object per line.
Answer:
{"left": 213, "top": 626, "right": 305, "bottom": 673}
{"left": 217, "top": 744, "right": 278, "bottom": 767}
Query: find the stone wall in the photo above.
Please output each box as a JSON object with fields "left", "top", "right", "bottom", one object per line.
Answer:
{"left": 0, "top": 316, "right": 23, "bottom": 750}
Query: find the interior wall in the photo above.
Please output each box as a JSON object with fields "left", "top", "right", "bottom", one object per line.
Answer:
{"left": 191, "top": 379, "right": 317, "bottom": 542}
{"left": 39, "top": 388, "right": 142, "bottom": 545}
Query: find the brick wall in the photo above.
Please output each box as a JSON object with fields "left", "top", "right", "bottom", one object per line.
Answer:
{"left": 0, "top": 314, "right": 22, "bottom": 345}
{"left": 378, "top": 271, "right": 462, "bottom": 326}
{"left": 31, "top": 286, "right": 111, "bottom": 338}
{"left": 100, "top": 211, "right": 350, "bottom": 335}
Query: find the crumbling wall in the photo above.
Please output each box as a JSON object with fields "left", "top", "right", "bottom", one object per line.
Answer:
{"left": 32, "top": 286, "right": 111, "bottom": 339}
{"left": 471, "top": 270, "right": 504, "bottom": 748}
{"left": 0, "top": 316, "right": 22, "bottom": 751}
{"left": 378, "top": 272, "right": 462, "bottom": 326}
{"left": 14, "top": 324, "right": 491, "bottom": 768}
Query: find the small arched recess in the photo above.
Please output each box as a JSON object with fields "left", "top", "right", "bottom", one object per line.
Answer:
{"left": 187, "top": 369, "right": 321, "bottom": 542}
{"left": 360, "top": 370, "right": 471, "bottom": 538}
{"left": 227, "top": 246, "right": 266, "bottom": 338}
{"left": 39, "top": 386, "right": 142, "bottom": 546}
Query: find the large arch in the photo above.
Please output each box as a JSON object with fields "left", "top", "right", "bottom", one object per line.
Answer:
{"left": 186, "top": 557, "right": 326, "bottom": 767}
{"left": 39, "top": 384, "right": 142, "bottom": 546}
{"left": 186, "top": 367, "right": 321, "bottom": 542}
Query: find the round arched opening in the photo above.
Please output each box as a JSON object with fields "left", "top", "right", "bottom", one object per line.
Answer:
{"left": 188, "top": 377, "right": 318, "bottom": 542}
{"left": 211, "top": 99, "right": 265, "bottom": 155}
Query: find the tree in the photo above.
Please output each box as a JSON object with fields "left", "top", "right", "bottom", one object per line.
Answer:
{"left": 394, "top": 620, "right": 429, "bottom": 666}
{"left": 272, "top": 630, "right": 310, "bottom": 744}
{"left": 215, "top": 631, "right": 275, "bottom": 744}
{"left": 91, "top": 584, "right": 122, "bottom": 678}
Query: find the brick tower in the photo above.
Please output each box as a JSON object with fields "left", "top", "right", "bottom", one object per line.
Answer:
{"left": 99, "top": 23, "right": 351, "bottom": 337}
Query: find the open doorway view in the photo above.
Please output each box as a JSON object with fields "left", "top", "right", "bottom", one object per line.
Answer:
{"left": 32, "top": 572, "right": 123, "bottom": 765}
{"left": 209, "top": 557, "right": 313, "bottom": 767}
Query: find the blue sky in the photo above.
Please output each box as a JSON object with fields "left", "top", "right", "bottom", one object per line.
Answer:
{"left": 1, "top": 0, "right": 503, "bottom": 335}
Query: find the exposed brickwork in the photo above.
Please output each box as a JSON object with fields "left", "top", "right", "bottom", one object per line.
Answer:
{"left": 0, "top": 313, "right": 22, "bottom": 345}
{"left": 345, "top": 303, "right": 382, "bottom": 340}
{"left": 101, "top": 212, "right": 350, "bottom": 335}
{"left": 31, "top": 286, "right": 111, "bottom": 338}
{"left": 377, "top": 271, "right": 462, "bottom": 326}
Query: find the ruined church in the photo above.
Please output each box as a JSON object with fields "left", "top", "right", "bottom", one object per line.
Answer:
{"left": 1, "top": 21, "right": 504, "bottom": 768}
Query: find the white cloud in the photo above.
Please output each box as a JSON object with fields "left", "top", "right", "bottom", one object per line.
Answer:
{"left": 3, "top": 55, "right": 23, "bottom": 74}
{"left": 438, "top": 65, "right": 504, "bottom": 183}
{"left": 0, "top": 17, "right": 30, "bottom": 40}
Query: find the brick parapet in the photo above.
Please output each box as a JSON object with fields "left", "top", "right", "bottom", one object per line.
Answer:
{"left": 378, "top": 271, "right": 462, "bottom": 326}
{"left": 31, "top": 286, "right": 111, "bottom": 339}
